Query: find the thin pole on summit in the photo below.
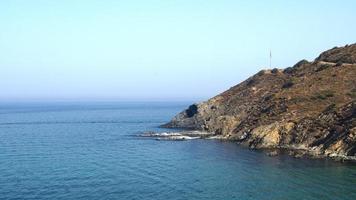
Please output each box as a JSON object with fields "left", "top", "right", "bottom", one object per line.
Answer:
{"left": 269, "top": 49, "right": 272, "bottom": 68}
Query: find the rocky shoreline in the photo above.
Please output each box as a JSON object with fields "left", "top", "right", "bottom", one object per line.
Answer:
{"left": 141, "top": 130, "right": 356, "bottom": 162}
{"left": 139, "top": 130, "right": 216, "bottom": 141}
{"left": 161, "top": 44, "right": 356, "bottom": 162}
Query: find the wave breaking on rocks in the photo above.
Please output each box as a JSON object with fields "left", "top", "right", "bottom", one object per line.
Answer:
{"left": 139, "top": 131, "right": 223, "bottom": 141}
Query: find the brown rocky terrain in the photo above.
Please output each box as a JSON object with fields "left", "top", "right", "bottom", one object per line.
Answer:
{"left": 162, "top": 44, "right": 356, "bottom": 161}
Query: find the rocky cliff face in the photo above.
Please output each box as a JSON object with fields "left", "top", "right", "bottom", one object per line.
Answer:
{"left": 163, "top": 44, "right": 356, "bottom": 160}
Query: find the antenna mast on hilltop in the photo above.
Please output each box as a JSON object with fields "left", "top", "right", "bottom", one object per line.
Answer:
{"left": 269, "top": 49, "right": 272, "bottom": 68}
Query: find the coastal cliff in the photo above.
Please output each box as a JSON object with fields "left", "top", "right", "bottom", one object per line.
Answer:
{"left": 163, "top": 44, "right": 356, "bottom": 160}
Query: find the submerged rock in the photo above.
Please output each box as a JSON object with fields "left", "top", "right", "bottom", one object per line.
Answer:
{"left": 156, "top": 135, "right": 200, "bottom": 141}
{"left": 139, "top": 131, "right": 182, "bottom": 137}
{"left": 266, "top": 150, "right": 279, "bottom": 157}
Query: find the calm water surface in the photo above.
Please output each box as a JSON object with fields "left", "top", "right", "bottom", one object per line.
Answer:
{"left": 0, "top": 102, "right": 355, "bottom": 200}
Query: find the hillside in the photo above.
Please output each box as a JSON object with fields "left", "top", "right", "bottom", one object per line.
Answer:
{"left": 162, "top": 44, "right": 356, "bottom": 160}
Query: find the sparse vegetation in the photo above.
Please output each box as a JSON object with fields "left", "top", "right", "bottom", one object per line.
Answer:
{"left": 246, "top": 79, "right": 255, "bottom": 86}
{"left": 323, "top": 103, "right": 336, "bottom": 112}
{"left": 346, "top": 88, "right": 356, "bottom": 98}
{"left": 257, "top": 70, "right": 265, "bottom": 76}
{"left": 335, "top": 61, "right": 343, "bottom": 67}
{"left": 315, "top": 64, "right": 331, "bottom": 72}
{"left": 263, "top": 94, "right": 275, "bottom": 101}
{"left": 293, "top": 59, "right": 309, "bottom": 68}
{"left": 283, "top": 60, "right": 309, "bottom": 74}
{"left": 165, "top": 44, "right": 356, "bottom": 161}
{"left": 283, "top": 67, "right": 293, "bottom": 74}
{"left": 316, "top": 43, "right": 356, "bottom": 64}
{"left": 271, "top": 68, "right": 279, "bottom": 74}
{"left": 282, "top": 81, "right": 294, "bottom": 89}
{"left": 313, "top": 90, "right": 335, "bottom": 100}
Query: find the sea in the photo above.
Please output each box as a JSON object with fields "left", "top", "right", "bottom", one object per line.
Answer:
{"left": 0, "top": 102, "right": 355, "bottom": 200}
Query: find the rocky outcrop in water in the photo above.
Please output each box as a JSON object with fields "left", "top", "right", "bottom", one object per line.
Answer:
{"left": 162, "top": 44, "right": 356, "bottom": 161}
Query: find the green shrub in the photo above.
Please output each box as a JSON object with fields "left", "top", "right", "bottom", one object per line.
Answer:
{"left": 335, "top": 61, "right": 343, "bottom": 67}
{"left": 282, "top": 81, "right": 294, "bottom": 89}
{"left": 271, "top": 68, "right": 279, "bottom": 74}
{"left": 347, "top": 88, "right": 356, "bottom": 98}
{"left": 313, "top": 90, "right": 334, "bottom": 100}
{"left": 315, "top": 64, "right": 330, "bottom": 72}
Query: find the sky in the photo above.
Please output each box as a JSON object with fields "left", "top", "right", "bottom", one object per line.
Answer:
{"left": 0, "top": 0, "right": 355, "bottom": 101}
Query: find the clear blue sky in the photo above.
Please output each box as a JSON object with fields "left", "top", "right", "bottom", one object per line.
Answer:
{"left": 0, "top": 0, "right": 355, "bottom": 101}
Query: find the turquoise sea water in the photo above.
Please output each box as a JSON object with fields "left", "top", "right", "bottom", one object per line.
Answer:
{"left": 0, "top": 102, "right": 355, "bottom": 200}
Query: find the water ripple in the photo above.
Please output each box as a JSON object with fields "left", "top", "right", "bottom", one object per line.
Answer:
{"left": 0, "top": 103, "right": 355, "bottom": 200}
{"left": 0, "top": 120, "right": 164, "bottom": 126}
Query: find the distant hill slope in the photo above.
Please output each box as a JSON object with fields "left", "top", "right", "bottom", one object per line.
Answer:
{"left": 163, "top": 44, "right": 356, "bottom": 160}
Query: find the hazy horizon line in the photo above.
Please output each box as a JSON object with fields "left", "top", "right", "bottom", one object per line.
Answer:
{"left": 0, "top": 97, "right": 206, "bottom": 103}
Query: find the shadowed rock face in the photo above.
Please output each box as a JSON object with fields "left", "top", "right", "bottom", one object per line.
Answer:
{"left": 162, "top": 44, "right": 356, "bottom": 160}
{"left": 186, "top": 104, "right": 198, "bottom": 118}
